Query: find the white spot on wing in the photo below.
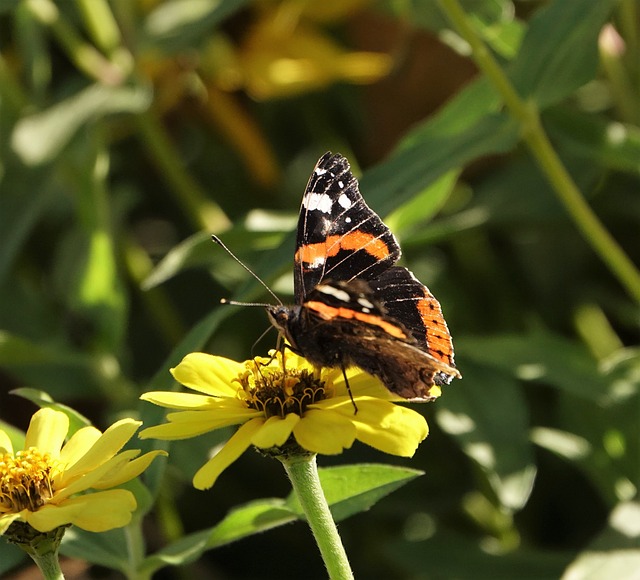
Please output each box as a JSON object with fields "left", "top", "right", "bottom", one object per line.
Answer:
{"left": 303, "top": 193, "right": 333, "bottom": 214}
{"left": 317, "top": 285, "right": 351, "bottom": 302}
{"left": 345, "top": 216, "right": 352, "bottom": 223}
{"left": 315, "top": 168, "right": 327, "bottom": 176}
{"left": 357, "top": 297, "right": 375, "bottom": 310}
{"left": 338, "top": 180, "right": 344, "bottom": 189}
{"left": 338, "top": 193, "right": 352, "bottom": 209}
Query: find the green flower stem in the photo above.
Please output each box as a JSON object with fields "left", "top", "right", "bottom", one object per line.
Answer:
{"left": 281, "top": 455, "right": 354, "bottom": 580}
{"left": 438, "top": 0, "right": 640, "bottom": 303}
{"left": 18, "top": 527, "right": 66, "bottom": 580}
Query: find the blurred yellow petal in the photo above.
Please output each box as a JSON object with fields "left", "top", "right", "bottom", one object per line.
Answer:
{"left": 56, "top": 450, "right": 140, "bottom": 498}
{"left": 0, "top": 513, "right": 20, "bottom": 535}
{"left": 24, "top": 408, "right": 68, "bottom": 457}
{"left": 93, "top": 450, "right": 168, "bottom": 489}
{"left": 27, "top": 490, "right": 137, "bottom": 532}
{"left": 193, "top": 418, "right": 264, "bottom": 490}
{"left": 170, "top": 352, "right": 243, "bottom": 397}
{"left": 0, "top": 430, "right": 13, "bottom": 455}
{"left": 59, "top": 426, "right": 102, "bottom": 466}
{"left": 61, "top": 418, "right": 141, "bottom": 481}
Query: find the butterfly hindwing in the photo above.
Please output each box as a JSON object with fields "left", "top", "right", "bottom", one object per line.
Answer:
{"left": 368, "top": 267, "right": 457, "bottom": 372}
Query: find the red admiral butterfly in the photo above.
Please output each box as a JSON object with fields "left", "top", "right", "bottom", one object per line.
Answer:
{"left": 266, "top": 152, "right": 460, "bottom": 401}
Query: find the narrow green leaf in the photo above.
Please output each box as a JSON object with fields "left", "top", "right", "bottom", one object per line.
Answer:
{"left": 144, "top": 0, "right": 250, "bottom": 52}
{"left": 509, "top": 0, "right": 616, "bottom": 107}
{"left": 286, "top": 464, "right": 424, "bottom": 523}
{"left": 363, "top": 113, "right": 519, "bottom": 216}
{"left": 384, "top": 169, "right": 461, "bottom": 235}
{"left": 140, "top": 499, "right": 296, "bottom": 574}
{"left": 9, "top": 388, "right": 91, "bottom": 436}
{"left": 11, "top": 83, "right": 151, "bottom": 164}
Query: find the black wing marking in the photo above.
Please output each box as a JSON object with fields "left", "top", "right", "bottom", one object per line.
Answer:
{"left": 293, "top": 152, "right": 400, "bottom": 302}
{"left": 368, "top": 267, "right": 458, "bottom": 372}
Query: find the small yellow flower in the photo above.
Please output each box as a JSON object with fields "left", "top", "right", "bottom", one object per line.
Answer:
{"left": 140, "top": 351, "right": 429, "bottom": 490}
{"left": 0, "top": 408, "right": 166, "bottom": 535}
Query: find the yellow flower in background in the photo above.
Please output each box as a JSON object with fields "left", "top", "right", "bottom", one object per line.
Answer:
{"left": 140, "top": 351, "right": 428, "bottom": 490}
{"left": 207, "top": 0, "right": 392, "bottom": 100}
{"left": 0, "top": 408, "right": 166, "bottom": 535}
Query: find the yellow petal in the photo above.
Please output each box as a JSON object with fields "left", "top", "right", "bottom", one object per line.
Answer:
{"left": 170, "top": 352, "right": 243, "bottom": 397}
{"left": 27, "top": 489, "right": 137, "bottom": 532}
{"left": 0, "top": 429, "right": 13, "bottom": 455}
{"left": 251, "top": 414, "right": 299, "bottom": 448}
{"left": 139, "top": 408, "right": 260, "bottom": 440}
{"left": 61, "top": 418, "right": 141, "bottom": 481}
{"left": 293, "top": 409, "right": 356, "bottom": 454}
{"left": 192, "top": 418, "right": 264, "bottom": 490}
{"left": 59, "top": 426, "right": 102, "bottom": 467}
{"left": 140, "top": 391, "right": 218, "bottom": 409}
{"left": 93, "top": 450, "right": 167, "bottom": 489}
{"left": 24, "top": 408, "right": 69, "bottom": 456}
{"left": 56, "top": 450, "right": 140, "bottom": 498}
{"left": 348, "top": 400, "right": 428, "bottom": 457}
{"left": 0, "top": 513, "right": 21, "bottom": 535}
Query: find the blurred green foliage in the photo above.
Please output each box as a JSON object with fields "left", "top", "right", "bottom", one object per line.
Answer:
{"left": 1, "top": 0, "right": 639, "bottom": 578}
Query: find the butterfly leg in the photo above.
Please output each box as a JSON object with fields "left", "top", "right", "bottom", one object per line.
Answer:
{"left": 340, "top": 361, "right": 358, "bottom": 415}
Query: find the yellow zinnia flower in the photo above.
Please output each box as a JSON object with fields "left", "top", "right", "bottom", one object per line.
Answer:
{"left": 140, "top": 351, "right": 429, "bottom": 490}
{"left": 0, "top": 408, "right": 166, "bottom": 536}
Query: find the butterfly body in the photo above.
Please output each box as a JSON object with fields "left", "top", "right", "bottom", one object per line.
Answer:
{"left": 266, "top": 152, "right": 460, "bottom": 401}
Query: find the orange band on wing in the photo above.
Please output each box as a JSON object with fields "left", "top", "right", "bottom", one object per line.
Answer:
{"left": 416, "top": 296, "right": 455, "bottom": 367}
{"left": 296, "top": 233, "right": 391, "bottom": 267}
{"left": 306, "top": 301, "right": 407, "bottom": 339}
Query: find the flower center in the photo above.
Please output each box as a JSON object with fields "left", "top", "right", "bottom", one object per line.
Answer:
{"left": 236, "top": 363, "right": 330, "bottom": 419}
{"left": 0, "top": 448, "right": 59, "bottom": 512}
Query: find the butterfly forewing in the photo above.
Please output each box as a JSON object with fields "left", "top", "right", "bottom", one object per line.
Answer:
{"left": 293, "top": 153, "right": 400, "bottom": 301}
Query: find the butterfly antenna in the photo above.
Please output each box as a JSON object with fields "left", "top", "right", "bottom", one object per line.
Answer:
{"left": 212, "top": 234, "right": 282, "bottom": 305}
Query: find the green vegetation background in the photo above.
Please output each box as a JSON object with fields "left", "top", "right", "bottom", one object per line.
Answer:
{"left": 1, "top": 0, "right": 638, "bottom": 578}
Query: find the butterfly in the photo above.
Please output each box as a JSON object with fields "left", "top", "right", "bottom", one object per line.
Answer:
{"left": 265, "top": 152, "right": 460, "bottom": 401}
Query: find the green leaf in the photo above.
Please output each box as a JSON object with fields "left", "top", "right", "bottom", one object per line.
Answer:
{"left": 509, "top": 0, "right": 616, "bottom": 107}
{"left": 363, "top": 112, "right": 519, "bottom": 217}
{"left": 0, "top": 331, "right": 104, "bottom": 399}
{"left": 391, "top": 529, "right": 570, "bottom": 579}
{"left": 384, "top": 169, "right": 461, "bottom": 235}
{"left": 140, "top": 499, "right": 296, "bottom": 574}
{"left": 457, "top": 332, "right": 616, "bottom": 402}
{"left": 140, "top": 464, "right": 421, "bottom": 574}
{"left": 143, "top": 222, "right": 289, "bottom": 293}
{"left": 545, "top": 107, "right": 640, "bottom": 176}
{"left": 0, "top": 543, "right": 26, "bottom": 576}
{"left": 286, "top": 464, "right": 424, "bottom": 523}
{"left": 9, "top": 388, "right": 91, "bottom": 436}
{"left": 11, "top": 83, "right": 151, "bottom": 164}
{"left": 60, "top": 526, "right": 130, "bottom": 573}
{"left": 143, "top": 0, "right": 251, "bottom": 52}
{"left": 437, "top": 362, "right": 535, "bottom": 511}
{"left": 561, "top": 502, "right": 640, "bottom": 580}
